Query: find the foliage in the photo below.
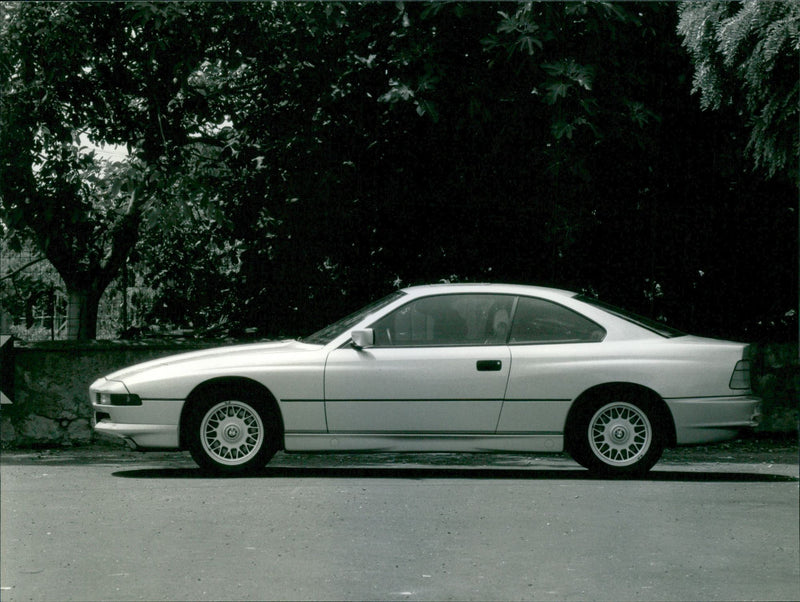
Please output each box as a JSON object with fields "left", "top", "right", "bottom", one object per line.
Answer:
{"left": 0, "top": 2, "right": 795, "bottom": 343}
{"left": 0, "top": 241, "right": 59, "bottom": 334}
{"left": 198, "top": 2, "right": 677, "bottom": 332}
{"left": 678, "top": 0, "right": 800, "bottom": 183}
{"left": 0, "top": 2, "right": 234, "bottom": 338}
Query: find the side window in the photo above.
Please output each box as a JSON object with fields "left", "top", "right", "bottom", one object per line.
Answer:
{"left": 509, "top": 297, "right": 605, "bottom": 344}
{"left": 371, "top": 294, "right": 514, "bottom": 346}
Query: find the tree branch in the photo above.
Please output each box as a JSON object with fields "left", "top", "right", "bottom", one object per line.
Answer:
{"left": 0, "top": 256, "right": 48, "bottom": 282}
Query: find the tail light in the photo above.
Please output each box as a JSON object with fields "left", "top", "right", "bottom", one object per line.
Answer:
{"left": 729, "top": 360, "right": 752, "bottom": 390}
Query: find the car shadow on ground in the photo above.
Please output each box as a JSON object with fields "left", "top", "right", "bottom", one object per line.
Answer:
{"left": 110, "top": 465, "right": 799, "bottom": 482}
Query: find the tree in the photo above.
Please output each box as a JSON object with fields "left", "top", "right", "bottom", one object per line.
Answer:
{"left": 1, "top": 1, "right": 794, "bottom": 343}
{"left": 132, "top": 1, "right": 796, "bottom": 340}
{"left": 677, "top": 0, "right": 800, "bottom": 183}
{"left": 0, "top": 2, "right": 231, "bottom": 338}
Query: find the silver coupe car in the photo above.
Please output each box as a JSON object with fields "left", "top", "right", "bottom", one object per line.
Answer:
{"left": 90, "top": 283, "right": 761, "bottom": 475}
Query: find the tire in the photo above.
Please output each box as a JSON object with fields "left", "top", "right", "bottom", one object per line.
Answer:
{"left": 186, "top": 387, "right": 278, "bottom": 474}
{"left": 568, "top": 393, "right": 664, "bottom": 476}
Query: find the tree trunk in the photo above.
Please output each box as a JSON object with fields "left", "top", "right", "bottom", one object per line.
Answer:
{"left": 65, "top": 287, "right": 101, "bottom": 340}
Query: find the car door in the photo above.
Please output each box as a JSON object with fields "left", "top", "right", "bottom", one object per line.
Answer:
{"left": 497, "top": 295, "right": 607, "bottom": 434}
{"left": 324, "top": 294, "right": 514, "bottom": 433}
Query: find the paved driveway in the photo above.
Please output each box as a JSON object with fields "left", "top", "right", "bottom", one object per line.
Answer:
{"left": 1, "top": 442, "right": 798, "bottom": 601}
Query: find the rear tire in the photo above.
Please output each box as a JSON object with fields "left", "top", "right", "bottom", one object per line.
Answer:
{"left": 186, "top": 387, "right": 278, "bottom": 474}
{"left": 568, "top": 393, "right": 664, "bottom": 476}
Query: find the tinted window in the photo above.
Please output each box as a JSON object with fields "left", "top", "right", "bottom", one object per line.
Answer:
{"left": 509, "top": 297, "right": 605, "bottom": 344}
{"left": 370, "top": 294, "right": 515, "bottom": 346}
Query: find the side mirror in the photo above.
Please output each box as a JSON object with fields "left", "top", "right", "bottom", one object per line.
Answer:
{"left": 351, "top": 329, "right": 375, "bottom": 349}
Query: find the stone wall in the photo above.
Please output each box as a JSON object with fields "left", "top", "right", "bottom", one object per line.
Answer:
{"left": 1, "top": 340, "right": 219, "bottom": 448}
{"left": 0, "top": 340, "right": 796, "bottom": 449}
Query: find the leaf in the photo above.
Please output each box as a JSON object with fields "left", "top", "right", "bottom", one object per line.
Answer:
{"left": 545, "top": 82, "right": 571, "bottom": 105}
{"left": 551, "top": 120, "right": 574, "bottom": 140}
{"left": 415, "top": 98, "right": 439, "bottom": 122}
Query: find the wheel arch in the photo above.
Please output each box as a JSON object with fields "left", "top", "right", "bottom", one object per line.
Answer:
{"left": 564, "top": 382, "right": 676, "bottom": 450}
{"left": 179, "top": 377, "right": 285, "bottom": 450}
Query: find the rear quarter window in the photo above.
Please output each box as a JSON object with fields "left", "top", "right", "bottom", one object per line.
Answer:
{"left": 510, "top": 297, "right": 606, "bottom": 344}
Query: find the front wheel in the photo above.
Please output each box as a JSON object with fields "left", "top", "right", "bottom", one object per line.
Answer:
{"left": 187, "top": 390, "right": 278, "bottom": 474}
{"left": 568, "top": 396, "right": 664, "bottom": 476}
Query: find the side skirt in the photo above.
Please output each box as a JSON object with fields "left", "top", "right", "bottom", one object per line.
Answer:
{"left": 284, "top": 433, "right": 564, "bottom": 454}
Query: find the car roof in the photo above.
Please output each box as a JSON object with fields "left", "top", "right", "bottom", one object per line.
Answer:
{"left": 399, "top": 283, "right": 577, "bottom": 300}
{"left": 393, "top": 283, "right": 670, "bottom": 341}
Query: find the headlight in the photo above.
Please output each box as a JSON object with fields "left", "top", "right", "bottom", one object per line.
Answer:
{"left": 96, "top": 392, "right": 142, "bottom": 406}
{"left": 94, "top": 380, "right": 142, "bottom": 406}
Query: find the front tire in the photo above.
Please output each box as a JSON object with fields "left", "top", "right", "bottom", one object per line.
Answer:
{"left": 568, "top": 395, "right": 664, "bottom": 476}
{"left": 187, "top": 389, "right": 278, "bottom": 474}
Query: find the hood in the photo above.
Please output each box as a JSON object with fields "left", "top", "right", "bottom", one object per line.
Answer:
{"left": 104, "top": 339, "right": 322, "bottom": 383}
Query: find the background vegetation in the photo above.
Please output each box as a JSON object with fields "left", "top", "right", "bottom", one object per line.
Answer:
{"left": 1, "top": 1, "right": 797, "bottom": 342}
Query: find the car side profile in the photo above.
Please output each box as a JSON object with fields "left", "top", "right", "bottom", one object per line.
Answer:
{"left": 90, "top": 283, "right": 761, "bottom": 476}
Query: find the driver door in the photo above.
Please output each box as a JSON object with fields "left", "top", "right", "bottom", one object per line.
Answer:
{"left": 324, "top": 293, "right": 514, "bottom": 433}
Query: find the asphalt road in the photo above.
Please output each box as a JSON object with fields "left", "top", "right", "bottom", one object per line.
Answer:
{"left": 1, "top": 442, "right": 798, "bottom": 602}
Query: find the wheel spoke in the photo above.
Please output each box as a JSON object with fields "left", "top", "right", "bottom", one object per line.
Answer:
{"left": 588, "top": 401, "right": 653, "bottom": 467}
{"left": 199, "top": 400, "right": 265, "bottom": 466}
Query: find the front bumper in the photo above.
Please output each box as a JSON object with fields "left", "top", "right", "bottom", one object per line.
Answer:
{"left": 666, "top": 395, "right": 762, "bottom": 445}
{"left": 91, "top": 378, "right": 182, "bottom": 449}
{"left": 92, "top": 417, "right": 179, "bottom": 449}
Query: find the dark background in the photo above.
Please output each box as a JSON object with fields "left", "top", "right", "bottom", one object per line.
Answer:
{"left": 1, "top": 2, "right": 796, "bottom": 342}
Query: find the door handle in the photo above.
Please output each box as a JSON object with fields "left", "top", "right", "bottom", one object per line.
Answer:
{"left": 476, "top": 360, "right": 502, "bottom": 372}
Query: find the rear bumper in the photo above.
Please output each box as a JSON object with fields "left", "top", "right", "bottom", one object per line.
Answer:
{"left": 666, "top": 395, "right": 762, "bottom": 445}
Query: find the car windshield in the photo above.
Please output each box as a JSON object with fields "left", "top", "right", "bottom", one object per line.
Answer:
{"left": 576, "top": 294, "right": 685, "bottom": 338}
{"left": 302, "top": 290, "right": 406, "bottom": 345}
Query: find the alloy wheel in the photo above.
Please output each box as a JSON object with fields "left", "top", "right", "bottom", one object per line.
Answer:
{"left": 200, "top": 400, "right": 264, "bottom": 466}
{"left": 588, "top": 401, "right": 653, "bottom": 467}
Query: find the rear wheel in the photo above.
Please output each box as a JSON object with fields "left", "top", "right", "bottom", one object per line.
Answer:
{"left": 186, "top": 388, "right": 278, "bottom": 474}
{"left": 568, "top": 394, "right": 664, "bottom": 476}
